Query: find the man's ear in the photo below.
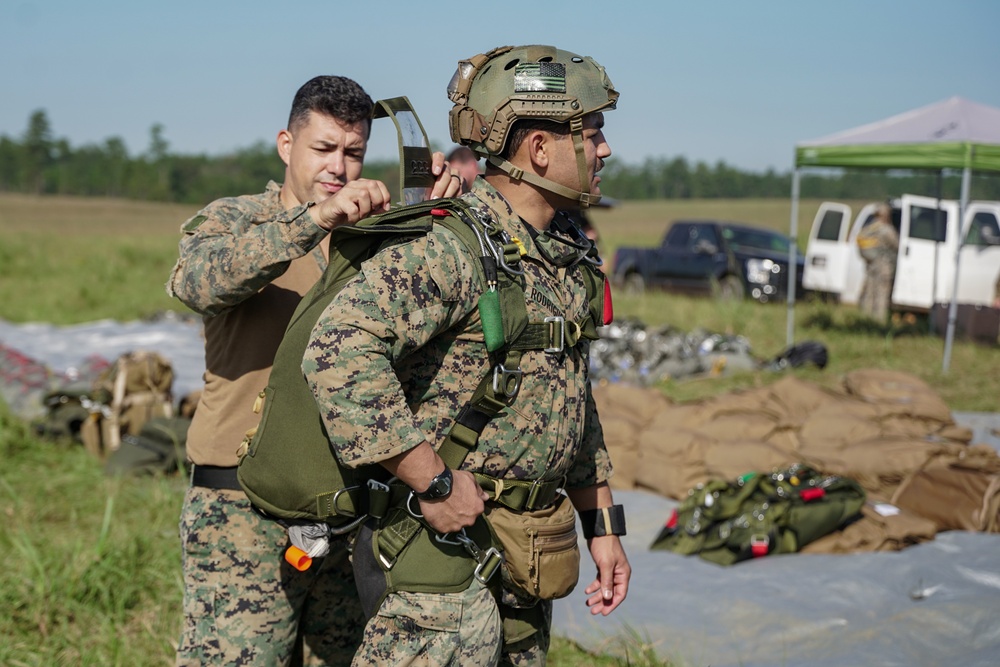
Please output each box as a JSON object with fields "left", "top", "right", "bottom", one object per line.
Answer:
{"left": 525, "top": 131, "right": 550, "bottom": 169}
{"left": 276, "top": 129, "right": 293, "bottom": 167}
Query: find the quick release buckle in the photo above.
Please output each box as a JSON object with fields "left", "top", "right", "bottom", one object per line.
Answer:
{"left": 492, "top": 364, "right": 522, "bottom": 399}
{"left": 544, "top": 316, "right": 565, "bottom": 354}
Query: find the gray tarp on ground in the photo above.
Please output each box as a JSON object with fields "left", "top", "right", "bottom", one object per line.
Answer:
{"left": 554, "top": 483, "right": 1000, "bottom": 667}
{"left": 2, "top": 318, "right": 1000, "bottom": 666}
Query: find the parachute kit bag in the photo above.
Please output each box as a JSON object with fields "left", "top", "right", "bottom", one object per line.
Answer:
{"left": 236, "top": 197, "right": 536, "bottom": 530}
{"left": 80, "top": 350, "right": 175, "bottom": 457}
{"left": 651, "top": 464, "right": 866, "bottom": 565}
{"left": 236, "top": 195, "right": 608, "bottom": 596}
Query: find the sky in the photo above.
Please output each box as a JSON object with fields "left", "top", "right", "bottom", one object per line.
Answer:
{"left": 2, "top": 0, "right": 999, "bottom": 174}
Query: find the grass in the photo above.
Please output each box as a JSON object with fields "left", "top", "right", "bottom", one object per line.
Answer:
{"left": 0, "top": 406, "right": 186, "bottom": 666}
{"left": 1, "top": 192, "right": 997, "bottom": 665}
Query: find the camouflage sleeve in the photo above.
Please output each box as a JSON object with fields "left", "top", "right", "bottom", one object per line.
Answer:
{"left": 882, "top": 224, "right": 900, "bottom": 251}
{"left": 166, "top": 197, "right": 327, "bottom": 316}
{"left": 304, "top": 228, "right": 480, "bottom": 468}
{"left": 565, "top": 362, "right": 614, "bottom": 489}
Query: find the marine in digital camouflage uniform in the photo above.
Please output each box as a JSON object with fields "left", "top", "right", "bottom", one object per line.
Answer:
{"left": 303, "top": 45, "right": 631, "bottom": 666}
{"left": 857, "top": 203, "right": 900, "bottom": 324}
{"left": 167, "top": 75, "right": 460, "bottom": 666}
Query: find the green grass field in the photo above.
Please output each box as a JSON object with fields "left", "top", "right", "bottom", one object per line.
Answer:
{"left": 1, "top": 192, "right": 997, "bottom": 665}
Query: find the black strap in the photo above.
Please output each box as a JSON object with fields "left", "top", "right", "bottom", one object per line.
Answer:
{"left": 579, "top": 504, "right": 627, "bottom": 539}
{"left": 191, "top": 465, "right": 242, "bottom": 491}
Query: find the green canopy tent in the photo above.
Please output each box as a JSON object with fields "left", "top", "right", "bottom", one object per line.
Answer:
{"left": 785, "top": 96, "right": 1000, "bottom": 371}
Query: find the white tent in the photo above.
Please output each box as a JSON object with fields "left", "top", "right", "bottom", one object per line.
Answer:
{"left": 786, "top": 97, "right": 1000, "bottom": 370}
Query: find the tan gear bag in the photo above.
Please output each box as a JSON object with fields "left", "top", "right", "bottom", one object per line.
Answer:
{"left": 80, "top": 350, "right": 174, "bottom": 457}
{"left": 485, "top": 493, "right": 581, "bottom": 600}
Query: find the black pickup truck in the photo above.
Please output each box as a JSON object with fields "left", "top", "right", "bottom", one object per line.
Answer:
{"left": 611, "top": 220, "right": 806, "bottom": 303}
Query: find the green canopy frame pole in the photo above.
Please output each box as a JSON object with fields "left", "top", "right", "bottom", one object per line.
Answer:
{"left": 942, "top": 164, "right": 972, "bottom": 373}
{"left": 786, "top": 168, "right": 801, "bottom": 346}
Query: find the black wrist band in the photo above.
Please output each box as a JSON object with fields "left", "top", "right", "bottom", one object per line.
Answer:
{"left": 579, "top": 504, "right": 627, "bottom": 539}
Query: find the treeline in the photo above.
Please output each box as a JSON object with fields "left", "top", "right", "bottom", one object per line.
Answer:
{"left": 2, "top": 109, "right": 999, "bottom": 205}
{"left": 598, "top": 156, "right": 1000, "bottom": 202}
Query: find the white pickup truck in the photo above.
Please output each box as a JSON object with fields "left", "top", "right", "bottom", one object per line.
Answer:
{"left": 802, "top": 194, "right": 1000, "bottom": 312}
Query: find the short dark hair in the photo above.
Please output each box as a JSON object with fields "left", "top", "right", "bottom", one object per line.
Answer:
{"left": 288, "top": 76, "right": 374, "bottom": 136}
{"left": 499, "top": 119, "right": 570, "bottom": 160}
{"left": 447, "top": 146, "right": 476, "bottom": 163}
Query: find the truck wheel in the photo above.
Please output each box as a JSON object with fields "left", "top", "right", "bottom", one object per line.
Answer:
{"left": 623, "top": 273, "right": 645, "bottom": 295}
{"left": 714, "top": 275, "right": 745, "bottom": 300}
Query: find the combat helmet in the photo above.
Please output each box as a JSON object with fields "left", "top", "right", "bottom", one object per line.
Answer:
{"left": 448, "top": 45, "right": 618, "bottom": 207}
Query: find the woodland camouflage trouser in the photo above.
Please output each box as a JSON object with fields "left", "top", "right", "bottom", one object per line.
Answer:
{"left": 351, "top": 583, "right": 552, "bottom": 666}
{"left": 176, "top": 486, "right": 364, "bottom": 666}
{"left": 351, "top": 579, "right": 502, "bottom": 666}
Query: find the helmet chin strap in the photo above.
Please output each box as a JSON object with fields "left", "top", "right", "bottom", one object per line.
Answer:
{"left": 483, "top": 118, "right": 601, "bottom": 209}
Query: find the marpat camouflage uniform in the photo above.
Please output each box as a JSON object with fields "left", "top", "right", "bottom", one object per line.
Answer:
{"left": 857, "top": 219, "right": 900, "bottom": 324}
{"left": 168, "top": 181, "right": 364, "bottom": 666}
{"left": 304, "top": 178, "right": 612, "bottom": 665}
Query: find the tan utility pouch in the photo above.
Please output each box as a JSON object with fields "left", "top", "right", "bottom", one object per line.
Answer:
{"left": 486, "top": 493, "right": 581, "bottom": 600}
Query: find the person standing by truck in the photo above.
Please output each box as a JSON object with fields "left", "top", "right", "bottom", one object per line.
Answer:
{"left": 857, "top": 202, "right": 899, "bottom": 324}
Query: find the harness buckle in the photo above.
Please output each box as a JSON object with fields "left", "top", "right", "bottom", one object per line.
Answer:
{"left": 474, "top": 547, "right": 503, "bottom": 584}
{"left": 492, "top": 364, "right": 522, "bottom": 399}
{"left": 544, "top": 316, "right": 565, "bottom": 354}
{"left": 525, "top": 475, "right": 566, "bottom": 510}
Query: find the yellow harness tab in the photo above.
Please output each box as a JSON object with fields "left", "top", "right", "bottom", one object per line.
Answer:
{"left": 510, "top": 236, "right": 528, "bottom": 256}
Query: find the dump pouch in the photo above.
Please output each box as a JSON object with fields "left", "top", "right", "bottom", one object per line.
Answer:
{"left": 485, "top": 493, "right": 581, "bottom": 600}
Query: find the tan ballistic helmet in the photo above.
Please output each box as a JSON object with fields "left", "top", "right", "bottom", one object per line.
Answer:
{"left": 447, "top": 45, "right": 619, "bottom": 207}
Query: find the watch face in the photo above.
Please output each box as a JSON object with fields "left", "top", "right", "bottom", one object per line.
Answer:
{"left": 430, "top": 475, "right": 452, "bottom": 498}
{"left": 419, "top": 468, "right": 453, "bottom": 500}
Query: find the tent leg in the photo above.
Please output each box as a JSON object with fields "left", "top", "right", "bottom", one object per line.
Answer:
{"left": 942, "top": 166, "right": 971, "bottom": 373}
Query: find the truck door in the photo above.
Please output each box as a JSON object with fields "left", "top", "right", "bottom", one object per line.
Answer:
{"left": 893, "top": 194, "right": 958, "bottom": 310}
{"left": 955, "top": 204, "right": 1000, "bottom": 305}
{"left": 802, "top": 203, "right": 852, "bottom": 297}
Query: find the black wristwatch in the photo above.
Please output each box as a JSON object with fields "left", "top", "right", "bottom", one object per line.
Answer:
{"left": 414, "top": 467, "right": 453, "bottom": 501}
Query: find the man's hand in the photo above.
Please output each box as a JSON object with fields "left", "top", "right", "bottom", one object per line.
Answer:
{"left": 311, "top": 178, "right": 392, "bottom": 231}
{"left": 583, "top": 535, "right": 630, "bottom": 616}
{"left": 418, "top": 469, "right": 488, "bottom": 534}
{"left": 427, "top": 151, "right": 464, "bottom": 200}
{"left": 378, "top": 442, "right": 488, "bottom": 535}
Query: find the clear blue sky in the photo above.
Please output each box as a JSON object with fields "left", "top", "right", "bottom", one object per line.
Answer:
{"left": 2, "top": 0, "right": 998, "bottom": 173}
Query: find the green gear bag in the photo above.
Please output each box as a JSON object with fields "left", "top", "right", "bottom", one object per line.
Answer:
{"left": 650, "top": 464, "right": 866, "bottom": 566}
{"left": 236, "top": 198, "right": 533, "bottom": 529}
